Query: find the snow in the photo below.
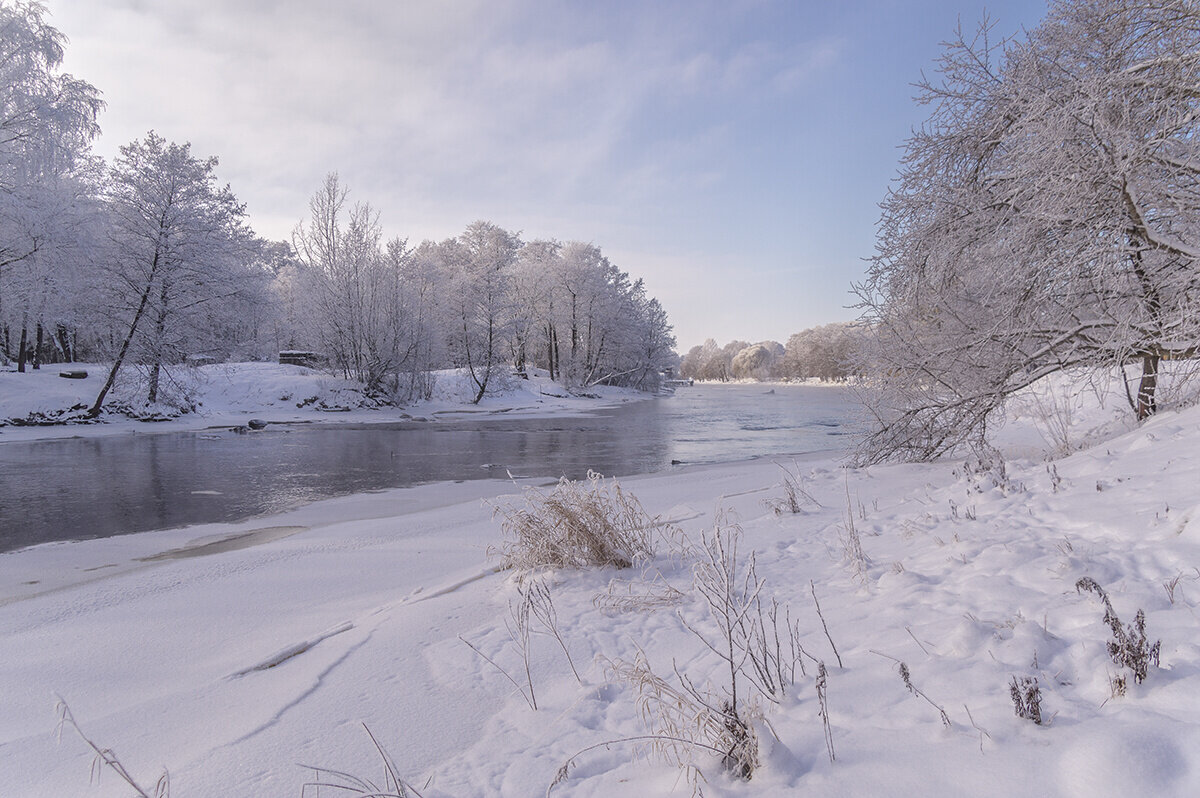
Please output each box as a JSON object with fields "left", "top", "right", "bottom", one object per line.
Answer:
{"left": 2, "top": 368, "right": 1200, "bottom": 796}
{"left": 0, "top": 362, "right": 649, "bottom": 443}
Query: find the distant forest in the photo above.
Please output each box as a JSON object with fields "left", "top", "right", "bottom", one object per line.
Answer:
{"left": 678, "top": 322, "right": 858, "bottom": 383}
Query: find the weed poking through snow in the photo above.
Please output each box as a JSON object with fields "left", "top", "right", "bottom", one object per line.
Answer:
{"left": 763, "top": 460, "right": 821, "bottom": 515}
{"left": 816, "top": 661, "right": 835, "bottom": 763}
{"left": 681, "top": 513, "right": 808, "bottom": 705}
{"left": 1009, "top": 675, "right": 1044, "bottom": 725}
{"left": 839, "top": 479, "right": 869, "bottom": 583}
{"left": 460, "top": 579, "right": 540, "bottom": 710}
{"left": 600, "top": 648, "right": 759, "bottom": 789}
{"left": 869, "top": 652, "right": 951, "bottom": 727}
{"left": 899, "top": 662, "right": 952, "bottom": 727}
{"left": 1075, "top": 577, "right": 1161, "bottom": 691}
{"left": 810, "top": 580, "right": 843, "bottom": 668}
{"left": 525, "top": 578, "right": 583, "bottom": 684}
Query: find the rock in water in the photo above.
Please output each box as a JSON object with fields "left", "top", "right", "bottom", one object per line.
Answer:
{"left": 247, "top": 418, "right": 268, "bottom": 430}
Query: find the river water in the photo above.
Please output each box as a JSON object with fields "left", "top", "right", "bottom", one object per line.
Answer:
{"left": 0, "top": 383, "right": 858, "bottom": 552}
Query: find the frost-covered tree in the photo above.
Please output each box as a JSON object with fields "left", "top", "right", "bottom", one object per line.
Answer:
{"left": 679, "top": 339, "right": 715, "bottom": 381}
{"left": 679, "top": 338, "right": 745, "bottom": 381}
{"left": 855, "top": 0, "right": 1200, "bottom": 463}
{"left": 285, "top": 196, "right": 672, "bottom": 402}
{"left": 730, "top": 341, "right": 783, "bottom": 380}
{"left": 623, "top": 288, "right": 676, "bottom": 389}
{"left": 392, "top": 238, "right": 445, "bottom": 400}
{"left": 780, "top": 324, "right": 857, "bottom": 382}
{"left": 445, "top": 220, "right": 520, "bottom": 403}
{"left": 510, "top": 239, "right": 558, "bottom": 377}
{"left": 292, "top": 174, "right": 423, "bottom": 395}
{"left": 553, "top": 241, "right": 614, "bottom": 386}
{"left": 0, "top": 0, "right": 103, "bottom": 368}
{"left": 89, "top": 133, "right": 258, "bottom": 416}
{"left": 535, "top": 242, "right": 674, "bottom": 389}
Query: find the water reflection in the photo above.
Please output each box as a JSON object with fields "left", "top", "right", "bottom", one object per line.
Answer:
{"left": 0, "top": 384, "right": 856, "bottom": 551}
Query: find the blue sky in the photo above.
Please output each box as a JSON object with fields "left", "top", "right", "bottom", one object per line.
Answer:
{"left": 51, "top": 0, "right": 1048, "bottom": 351}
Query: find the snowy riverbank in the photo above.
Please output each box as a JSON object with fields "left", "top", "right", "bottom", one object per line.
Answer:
{"left": 0, "top": 362, "right": 651, "bottom": 444}
{"left": 2, "top": 374, "right": 1199, "bottom": 796}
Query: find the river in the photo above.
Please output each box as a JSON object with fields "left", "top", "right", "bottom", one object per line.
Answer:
{"left": 0, "top": 383, "right": 858, "bottom": 552}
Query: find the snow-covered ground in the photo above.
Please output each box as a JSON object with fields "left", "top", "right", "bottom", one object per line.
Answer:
{"left": 0, "top": 362, "right": 649, "bottom": 443}
{"left": 2, "top": 369, "right": 1199, "bottom": 796}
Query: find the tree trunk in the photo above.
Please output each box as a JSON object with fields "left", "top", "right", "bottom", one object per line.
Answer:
{"left": 148, "top": 362, "right": 161, "bottom": 404}
{"left": 515, "top": 336, "right": 526, "bottom": 376}
{"left": 89, "top": 259, "right": 159, "bottom": 418}
{"left": 1136, "top": 353, "right": 1159, "bottom": 420}
{"left": 471, "top": 319, "right": 496, "bottom": 404}
{"left": 147, "top": 289, "right": 170, "bottom": 405}
{"left": 56, "top": 324, "right": 73, "bottom": 362}
{"left": 549, "top": 326, "right": 559, "bottom": 384}
{"left": 17, "top": 319, "right": 28, "bottom": 373}
{"left": 32, "top": 322, "right": 43, "bottom": 369}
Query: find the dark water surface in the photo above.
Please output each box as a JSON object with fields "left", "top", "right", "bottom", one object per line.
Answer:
{"left": 0, "top": 384, "right": 858, "bottom": 551}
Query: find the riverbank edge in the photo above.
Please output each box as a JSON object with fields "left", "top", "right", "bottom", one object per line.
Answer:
{"left": 0, "top": 362, "right": 661, "bottom": 445}
{"left": 0, "top": 448, "right": 834, "bottom": 604}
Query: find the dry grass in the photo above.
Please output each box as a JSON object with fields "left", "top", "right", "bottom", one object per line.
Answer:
{"left": 56, "top": 698, "right": 170, "bottom": 798}
{"left": 460, "top": 579, "right": 540, "bottom": 710}
{"left": 593, "top": 573, "right": 688, "bottom": 615}
{"left": 763, "top": 460, "right": 822, "bottom": 516}
{"left": 492, "top": 471, "right": 657, "bottom": 571}
{"left": 300, "top": 724, "right": 425, "bottom": 797}
{"left": 838, "top": 480, "right": 869, "bottom": 584}
{"left": 603, "top": 648, "right": 759, "bottom": 789}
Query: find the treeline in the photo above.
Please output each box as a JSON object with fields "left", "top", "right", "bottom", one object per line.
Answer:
{"left": 0, "top": 3, "right": 674, "bottom": 413}
{"left": 679, "top": 322, "right": 859, "bottom": 382}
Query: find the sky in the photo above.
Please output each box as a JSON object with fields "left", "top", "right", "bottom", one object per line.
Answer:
{"left": 48, "top": 0, "right": 1049, "bottom": 352}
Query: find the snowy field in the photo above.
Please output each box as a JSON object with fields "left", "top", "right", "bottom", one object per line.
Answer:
{"left": 2, "top": 369, "right": 1200, "bottom": 796}
{"left": 0, "top": 362, "right": 650, "bottom": 444}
